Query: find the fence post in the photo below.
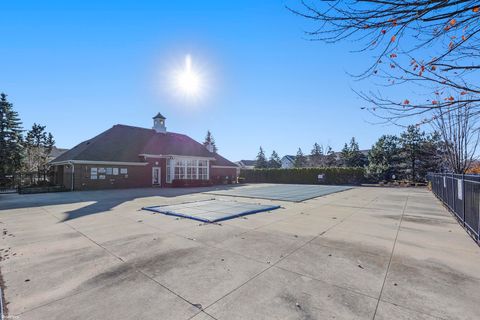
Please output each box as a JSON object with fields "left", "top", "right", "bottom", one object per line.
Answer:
{"left": 462, "top": 174, "right": 466, "bottom": 227}
{"left": 451, "top": 173, "right": 455, "bottom": 213}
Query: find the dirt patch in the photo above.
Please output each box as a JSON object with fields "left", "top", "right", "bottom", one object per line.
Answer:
{"left": 81, "top": 247, "right": 199, "bottom": 289}
{"left": 381, "top": 214, "right": 450, "bottom": 226}
{"left": 280, "top": 292, "right": 316, "bottom": 320}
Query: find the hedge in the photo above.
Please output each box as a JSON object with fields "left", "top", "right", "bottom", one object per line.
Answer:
{"left": 18, "top": 185, "right": 68, "bottom": 194}
{"left": 240, "top": 167, "right": 366, "bottom": 185}
{"left": 171, "top": 179, "right": 214, "bottom": 188}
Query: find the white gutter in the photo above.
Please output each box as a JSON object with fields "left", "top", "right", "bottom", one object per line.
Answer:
{"left": 211, "top": 165, "right": 239, "bottom": 169}
{"left": 50, "top": 160, "right": 149, "bottom": 166}
{"left": 139, "top": 154, "right": 216, "bottom": 160}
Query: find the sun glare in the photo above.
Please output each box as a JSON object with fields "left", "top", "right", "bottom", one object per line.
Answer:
{"left": 173, "top": 54, "right": 204, "bottom": 99}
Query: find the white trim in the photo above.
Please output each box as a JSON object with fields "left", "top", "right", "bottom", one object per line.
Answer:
{"left": 140, "top": 154, "right": 216, "bottom": 160}
{"left": 211, "top": 165, "right": 238, "bottom": 169}
{"left": 50, "top": 160, "right": 149, "bottom": 166}
{"left": 168, "top": 158, "right": 210, "bottom": 181}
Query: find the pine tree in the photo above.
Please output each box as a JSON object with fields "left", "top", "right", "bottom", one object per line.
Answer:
{"left": 0, "top": 93, "right": 23, "bottom": 176}
{"left": 398, "top": 126, "right": 443, "bottom": 181}
{"left": 203, "top": 130, "right": 218, "bottom": 153}
{"left": 294, "top": 148, "right": 307, "bottom": 167}
{"left": 255, "top": 147, "right": 268, "bottom": 168}
{"left": 324, "top": 145, "right": 337, "bottom": 167}
{"left": 340, "top": 137, "right": 368, "bottom": 167}
{"left": 339, "top": 143, "right": 350, "bottom": 167}
{"left": 24, "top": 123, "right": 55, "bottom": 173}
{"left": 310, "top": 143, "right": 323, "bottom": 167}
{"left": 367, "top": 135, "right": 400, "bottom": 181}
{"left": 349, "top": 137, "right": 368, "bottom": 167}
{"left": 268, "top": 150, "right": 282, "bottom": 168}
{"left": 418, "top": 131, "right": 444, "bottom": 178}
{"left": 399, "top": 126, "right": 425, "bottom": 181}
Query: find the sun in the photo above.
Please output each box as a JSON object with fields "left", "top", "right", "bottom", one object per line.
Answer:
{"left": 173, "top": 55, "right": 204, "bottom": 99}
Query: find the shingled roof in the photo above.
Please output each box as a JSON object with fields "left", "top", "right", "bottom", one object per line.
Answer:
{"left": 51, "top": 124, "right": 237, "bottom": 167}
{"left": 212, "top": 153, "right": 240, "bottom": 167}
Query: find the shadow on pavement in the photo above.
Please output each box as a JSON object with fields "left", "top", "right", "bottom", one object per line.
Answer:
{"left": 0, "top": 185, "right": 242, "bottom": 222}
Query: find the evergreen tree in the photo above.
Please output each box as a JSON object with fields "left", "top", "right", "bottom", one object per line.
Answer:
{"left": 340, "top": 137, "right": 368, "bottom": 167}
{"left": 255, "top": 146, "right": 268, "bottom": 168}
{"left": 324, "top": 145, "right": 337, "bottom": 167}
{"left": 24, "top": 123, "right": 55, "bottom": 173}
{"left": 398, "top": 126, "right": 426, "bottom": 181}
{"left": 310, "top": 143, "right": 323, "bottom": 167}
{"left": 203, "top": 130, "right": 218, "bottom": 153}
{"left": 0, "top": 93, "right": 23, "bottom": 176}
{"left": 339, "top": 143, "right": 350, "bottom": 167}
{"left": 417, "top": 131, "right": 444, "bottom": 178}
{"left": 367, "top": 135, "right": 400, "bottom": 181}
{"left": 294, "top": 148, "right": 307, "bottom": 167}
{"left": 268, "top": 150, "right": 282, "bottom": 168}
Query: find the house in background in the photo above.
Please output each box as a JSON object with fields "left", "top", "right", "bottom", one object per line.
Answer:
{"left": 281, "top": 155, "right": 296, "bottom": 168}
{"left": 236, "top": 160, "right": 256, "bottom": 170}
{"left": 50, "top": 113, "right": 238, "bottom": 190}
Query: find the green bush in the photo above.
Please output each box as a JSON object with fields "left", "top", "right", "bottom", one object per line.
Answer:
{"left": 240, "top": 167, "right": 365, "bottom": 185}
{"left": 18, "top": 185, "right": 68, "bottom": 194}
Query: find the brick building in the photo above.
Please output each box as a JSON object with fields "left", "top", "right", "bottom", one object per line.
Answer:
{"left": 50, "top": 113, "right": 238, "bottom": 190}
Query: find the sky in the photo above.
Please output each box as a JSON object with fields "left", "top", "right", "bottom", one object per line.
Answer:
{"left": 0, "top": 0, "right": 408, "bottom": 161}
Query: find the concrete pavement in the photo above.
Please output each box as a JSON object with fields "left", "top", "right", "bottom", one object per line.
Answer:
{"left": 0, "top": 186, "right": 479, "bottom": 319}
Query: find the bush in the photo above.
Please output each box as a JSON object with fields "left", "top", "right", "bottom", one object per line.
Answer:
{"left": 240, "top": 167, "right": 365, "bottom": 185}
{"left": 18, "top": 185, "right": 68, "bottom": 194}
{"left": 171, "top": 179, "right": 214, "bottom": 188}
{"left": 211, "top": 175, "right": 235, "bottom": 184}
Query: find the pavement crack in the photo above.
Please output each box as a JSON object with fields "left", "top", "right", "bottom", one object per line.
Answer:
{"left": 372, "top": 192, "right": 410, "bottom": 320}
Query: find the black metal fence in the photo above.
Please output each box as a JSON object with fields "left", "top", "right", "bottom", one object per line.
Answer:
{"left": 428, "top": 173, "right": 480, "bottom": 243}
{"left": 0, "top": 170, "right": 53, "bottom": 194}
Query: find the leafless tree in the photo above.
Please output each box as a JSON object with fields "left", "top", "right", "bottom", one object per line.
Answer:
{"left": 289, "top": 1, "right": 480, "bottom": 125}
{"left": 432, "top": 106, "right": 479, "bottom": 173}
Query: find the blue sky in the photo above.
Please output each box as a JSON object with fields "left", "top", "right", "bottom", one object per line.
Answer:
{"left": 1, "top": 0, "right": 407, "bottom": 161}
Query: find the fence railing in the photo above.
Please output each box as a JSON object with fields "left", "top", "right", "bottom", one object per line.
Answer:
{"left": 0, "top": 170, "right": 53, "bottom": 194}
{"left": 428, "top": 173, "right": 480, "bottom": 243}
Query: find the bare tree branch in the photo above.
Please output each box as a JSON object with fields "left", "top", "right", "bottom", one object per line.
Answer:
{"left": 289, "top": 0, "right": 480, "bottom": 124}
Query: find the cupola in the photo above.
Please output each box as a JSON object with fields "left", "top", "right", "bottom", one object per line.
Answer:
{"left": 152, "top": 112, "right": 166, "bottom": 133}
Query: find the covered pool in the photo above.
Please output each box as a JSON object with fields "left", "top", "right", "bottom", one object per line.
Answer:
{"left": 142, "top": 199, "right": 281, "bottom": 223}
{"left": 204, "top": 184, "right": 352, "bottom": 202}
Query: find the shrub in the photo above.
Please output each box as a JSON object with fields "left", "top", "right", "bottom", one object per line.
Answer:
{"left": 171, "top": 179, "right": 214, "bottom": 188}
{"left": 211, "top": 175, "right": 235, "bottom": 184}
{"left": 240, "top": 167, "right": 365, "bottom": 185}
{"left": 18, "top": 185, "right": 68, "bottom": 194}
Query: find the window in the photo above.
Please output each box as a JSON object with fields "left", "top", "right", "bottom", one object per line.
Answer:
{"left": 166, "top": 160, "right": 174, "bottom": 183}
{"left": 168, "top": 158, "right": 209, "bottom": 182}
{"left": 198, "top": 160, "right": 208, "bottom": 180}
{"left": 90, "top": 167, "right": 98, "bottom": 180}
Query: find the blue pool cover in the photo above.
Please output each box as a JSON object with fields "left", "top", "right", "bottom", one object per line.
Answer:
{"left": 204, "top": 184, "right": 352, "bottom": 202}
{"left": 142, "top": 199, "right": 281, "bottom": 223}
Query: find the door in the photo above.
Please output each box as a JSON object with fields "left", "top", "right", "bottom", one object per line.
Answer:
{"left": 152, "top": 167, "right": 161, "bottom": 186}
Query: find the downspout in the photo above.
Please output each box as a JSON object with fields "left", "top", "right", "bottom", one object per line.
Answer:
{"left": 69, "top": 161, "right": 75, "bottom": 191}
